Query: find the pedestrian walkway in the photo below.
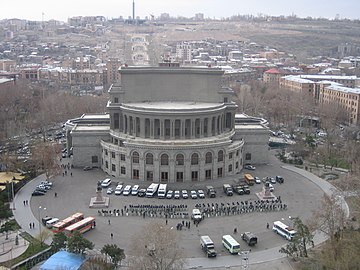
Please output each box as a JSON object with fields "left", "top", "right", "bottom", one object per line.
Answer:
{"left": 0, "top": 174, "right": 52, "bottom": 263}
{"left": 0, "top": 231, "right": 28, "bottom": 263}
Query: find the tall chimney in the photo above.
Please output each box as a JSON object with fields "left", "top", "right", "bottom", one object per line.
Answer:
{"left": 132, "top": 0, "right": 135, "bottom": 20}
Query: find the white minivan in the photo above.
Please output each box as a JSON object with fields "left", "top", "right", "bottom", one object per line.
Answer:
{"left": 123, "top": 185, "right": 132, "bottom": 196}
{"left": 131, "top": 185, "right": 139, "bottom": 195}
{"left": 101, "top": 178, "right": 111, "bottom": 188}
{"left": 46, "top": 218, "right": 59, "bottom": 228}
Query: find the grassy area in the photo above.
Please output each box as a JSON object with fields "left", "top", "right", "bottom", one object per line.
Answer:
{"left": 0, "top": 232, "right": 49, "bottom": 267}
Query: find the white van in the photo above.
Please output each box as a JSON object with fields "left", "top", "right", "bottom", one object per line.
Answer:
{"left": 123, "top": 185, "right": 132, "bottom": 196}
{"left": 101, "top": 178, "right": 111, "bottom": 188}
{"left": 46, "top": 218, "right": 59, "bottom": 228}
{"left": 157, "top": 184, "right": 167, "bottom": 199}
{"left": 191, "top": 209, "right": 202, "bottom": 221}
{"left": 131, "top": 185, "right": 139, "bottom": 195}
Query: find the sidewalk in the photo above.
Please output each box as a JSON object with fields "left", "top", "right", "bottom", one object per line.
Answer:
{"left": 0, "top": 174, "right": 52, "bottom": 263}
{"left": 0, "top": 231, "right": 28, "bottom": 263}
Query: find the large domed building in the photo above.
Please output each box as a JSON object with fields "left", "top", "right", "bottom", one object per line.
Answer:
{"left": 65, "top": 65, "right": 269, "bottom": 183}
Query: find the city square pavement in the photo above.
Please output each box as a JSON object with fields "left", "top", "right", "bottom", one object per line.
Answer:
{"left": 12, "top": 151, "right": 348, "bottom": 269}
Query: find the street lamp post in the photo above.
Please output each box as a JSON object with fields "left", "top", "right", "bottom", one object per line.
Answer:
{"left": 38, "top": 206, "right": 46, "bottom": 237}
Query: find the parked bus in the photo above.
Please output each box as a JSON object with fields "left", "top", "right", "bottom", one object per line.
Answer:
{"left": 64, "top": 216, "right": 96, "bottom": 236}
{"left": 272, "top": 221, "right": 297, "bottom": 241}
{"left": 52, "top": 212, "right": 84, "bottom": 234}
{"left": 222, "top": 235, "right": 241, "bottom": 254}
{"left": 157, "top": 184, "right": 167, "bottom": 199}
{"left": 146, "top": 183, "right": 159, "bottom": 197}
{"left": 244, "top": 173, "right": 255, "bottom": 186}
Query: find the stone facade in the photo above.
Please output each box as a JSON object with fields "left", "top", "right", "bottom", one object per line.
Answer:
{"left": 66, "top": 66, "right": 270, "bottom": 183}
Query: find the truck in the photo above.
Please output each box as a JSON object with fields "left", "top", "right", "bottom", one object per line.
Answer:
{"left": 232, "top": 184, "right": 244, "bottom": 195}
{"left": 241, "top": 232, "right": 258, "bottom": 246}
{"left": 157, "top": 184, "right": 167, "bottom": 199}
{"left": 200, "top": 235, "right": 217, "bottom": 257}
{"left": 146, "top": 183, "right": 159, "bottom": 198}
{"left": 206, "top": 186, "right": 216, "bottom": 198}
{"left": 244, "top": 173, "right": 255, "bottom": 186}
{"left": 223, "top": 184, "right": 233, "bottom": 196}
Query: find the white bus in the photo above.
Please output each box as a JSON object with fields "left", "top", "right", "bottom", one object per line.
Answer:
{"left": 272, "top": 221, "right": 297, "bottom": 241}
{"left": 157, "top": 184, "right": 167, "bottom": 199}
{"left": 222, "top": 235, "right": 241, "bottom": 254}
{"left": 146, "top": 183, "right": 159, "bottom": 197}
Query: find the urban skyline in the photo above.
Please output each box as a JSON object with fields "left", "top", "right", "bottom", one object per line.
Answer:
{"left": 0, "top": 0, "right": 359, "bottom": 22}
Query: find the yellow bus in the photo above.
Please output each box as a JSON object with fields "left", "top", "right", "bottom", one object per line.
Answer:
{"left": 244, "top": 174, "right": 254, "bottom": 186}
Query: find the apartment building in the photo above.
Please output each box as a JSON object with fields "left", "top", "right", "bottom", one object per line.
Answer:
{"left": 281, "top": 74, "right": 360, "bottom": 125}
{"left": 176, "top": 42, "right": 192, "bottom": 62}
{"left": 316, "top": 82, "right": 360, "bottom": 125}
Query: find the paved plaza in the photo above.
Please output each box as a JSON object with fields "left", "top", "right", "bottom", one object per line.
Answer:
{"left": 10, "top": 151, "right": 348, "bottom": 269}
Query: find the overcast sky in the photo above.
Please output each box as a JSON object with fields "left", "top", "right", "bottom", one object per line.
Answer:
{"left": 1, "top": 0, "right": 359, "bottom": 22}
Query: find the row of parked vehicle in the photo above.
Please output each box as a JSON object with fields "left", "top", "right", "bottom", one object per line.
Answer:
{"left": 32, "top": 181, "right": 53, "bottom": 196}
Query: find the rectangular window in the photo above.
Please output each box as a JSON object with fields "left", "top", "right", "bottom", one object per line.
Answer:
{"left": 91, "top": 156, "right": 98, "bottom": 163}
{"left": 120, "top": 154, "right": 125, "bottom": 161}
{"left": 112, "top": 164, "right": 116, "bottom": 172}
{"left": 191, "top": 171, "right": 198, "bottom": 181}
{"left": 217, "top": 167, "right": 223, "bottom": 177}
{"left": 105, "top": 161, "right": 108, "bottom": 169}
{"left": 176, "top": 172, "right": 183, "bottom": 182}
{"left": 229, "top": 153, "right": 233, "bottom": 159}
{"left": 105, "top": 149, "right": 108, "bottom": 156}
{"left": 111, "top": 152, "right": 115, "bottom": 158}
{"left": 146, "top": 171, "right": 153, "bottom": 181}
{"left": 161, "top": 172, "right": 168, "bottom": 182}
{"left": 205, "top": 169, "right": 211, "bottom": 180}
{"left": 133, "top": 169, "right": 139, "bottom": 179}
{"left": 114, "top": 139, "right": 118, "bottom": 145}
{"left": 121, "top": 166, "right": 126, "bottom": 174}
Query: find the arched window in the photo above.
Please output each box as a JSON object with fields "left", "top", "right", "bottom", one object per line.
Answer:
{"left": 161, "top": 154, "right": 169, "bottom": 165}
{"left": 205, "top": 152, "right": 212, "bottom": 164}
{"left": 132, "top": 151, "right": 139, "bottom": 163}
{"left": 176, "top": 154, "right": 184, "bottom": 165}
{"left": 191, "top": 153, "right": 199, "bottom": 165}
{"left": 218, "top": 150, "right": 224, "bottom": 162}
{"left": 145, "top": 153, "right": 153, "bottom": 165}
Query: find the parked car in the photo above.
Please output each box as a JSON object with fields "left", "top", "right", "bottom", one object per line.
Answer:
{"left": 276, "top": 176, "right": 284, "bottom": 184}
{"left": 174, "top": 190, "right": 180, "bottom": 199}
{"left": 190, "top": 190, "right": 198, "bottom": 199}
{"left": 268, "top": 183, "right": 274, "bottom": 192}
{"left": 83, "top": 166, "right": 93, "bottom": 171}
{"left": 166, "top": 190, "right": 174, "bottom": 199}
{"left": 107, "top": 187, "right": 113, "bottom": 194}
{"left": 270, "top": 177, "right": 276, "bottom": 184}
{"left": 254, "top": 177, "right": 261, "bottom": 184}
{"left": 40, "top": 181, "right": 53, "bottom": 187}
{"left": 32, "top": 190, "right": 46, "bottom": 196}
{"left": 244, "top": 164, "right": 256, "bottom": 170}
{"left": 181, "top": 190, "right": 189, "bottom": 199}
{"left": 197, "top": 190, "right": 205, "bottom": 198}
{"left": 131, "top": 185, "right": 140, "bottom": 195}
{"left": 101, "top": 178, "right": 111, "bottom": 188}
{"left": 114, "top": 184, "right": 123, "bottom": 195}
{"left": 137, "top": 189, "right": 146, "bottom": 197}
{"left": 123, "top": 185, "right": 132, "bottom": 196}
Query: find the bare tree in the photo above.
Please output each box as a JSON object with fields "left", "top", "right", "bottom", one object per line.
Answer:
{"left": 128, "top": 221, "right": 186, "bottom": 270}
{"left": 31, "top": 141, "right": 61, "bottom": 180}
{"left": 309, "top": 193, "right": 347, "bottom": 262}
